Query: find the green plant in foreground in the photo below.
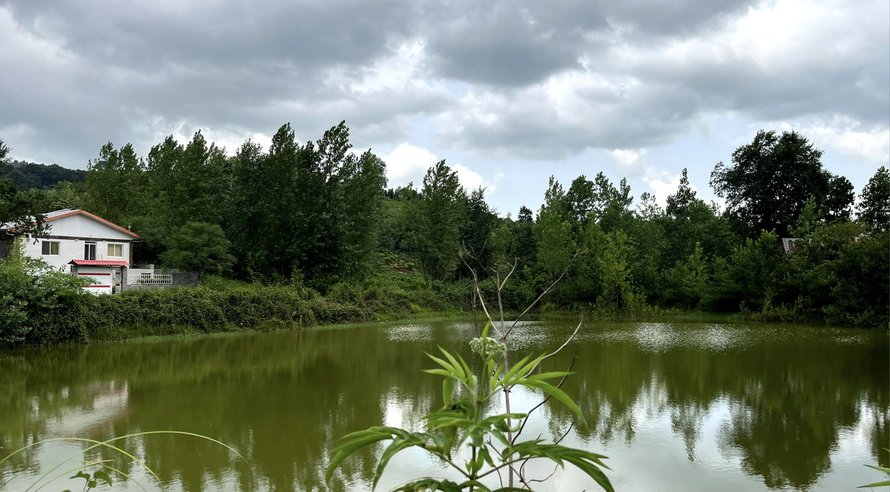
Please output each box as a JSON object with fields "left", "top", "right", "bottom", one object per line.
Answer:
{"left": 859, "top": 450, "right": 890, "bottom": 488}
{"left": 326, "top": 255, "right": 613, "bottom": 491}
{"left": 0, "top": 431, "right": 249, "bottom": 491}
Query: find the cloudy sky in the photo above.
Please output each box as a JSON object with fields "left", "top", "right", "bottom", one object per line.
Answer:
{"left": 1, "top": 0, "right": 887, "bottom": 215}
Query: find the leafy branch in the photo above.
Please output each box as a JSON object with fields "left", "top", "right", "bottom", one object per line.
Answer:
{"left": 326, "top": 253, "right": 612, "bottom": 491}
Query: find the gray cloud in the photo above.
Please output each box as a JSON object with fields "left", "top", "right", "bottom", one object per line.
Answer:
{"left": 0, "top": 0, "right": 886, "bottom": 169}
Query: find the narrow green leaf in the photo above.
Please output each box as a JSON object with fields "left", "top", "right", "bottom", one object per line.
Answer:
{"left": 522, "top": 380, "right": 584, "bottom": 418}
{"left": 439, "top": 348, "right": 467, "bottom": 380}
{"left": 442, "top": 377, "right": 455, "bottom": 405}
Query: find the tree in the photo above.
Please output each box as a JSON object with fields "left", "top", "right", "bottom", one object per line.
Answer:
{"left": 858, "top": 166, "right": 889, "bottom": 232}
{"left": 663, "top": 169, "right": 734, "bottom": 267}
{"left": 83, "top": 142, "right": 145, "bottom": 224}
{"left": 417, "top": 160, "right": 465, "bottom": 279}
{"left": 337, "top": 150, "right": 387, "bottom": 278}
{"left": 711, "top": 130, "right": 852, "bottom": 238}
{"left": 459, "top": 187, "right": 498, "bottom": 273}
{"left": 160, "top": 222, "right": 235, "bottom": 276}
{"left": 0, "top": 140, "right": 44, "bottom": 237}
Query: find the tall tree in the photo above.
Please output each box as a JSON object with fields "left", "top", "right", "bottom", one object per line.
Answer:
{"left": 711, "top": 130, "right": 851, "bottom": 238}
{"left": 858, "top": 166, "right": 889, "bottom": 233}
{"left": 0, "top": 140, "right": 44, "bottom": 238}
{"left": 417, "top": 160, "right": 465, "bottom": 279}
{"left": 337, "top": 150, "right": 387, "bottom": 278}
{"left": 459, "top": 187, "right": 498, "bottom": 272}
{"left": 663, "top": 168, "right": 733, "bottom": 266}
{"left": 83, "top": 142, "right": 145, "bottom": 224}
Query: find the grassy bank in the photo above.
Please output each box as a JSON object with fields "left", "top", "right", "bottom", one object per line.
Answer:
{"left": 0, "top": 254, "right": 475, "bottom": 347}
{"left": 1, "top": 250, "right": 879, "bottom": 349}
{"left": 85, "top": 276, "right": 470, "bottom": 343}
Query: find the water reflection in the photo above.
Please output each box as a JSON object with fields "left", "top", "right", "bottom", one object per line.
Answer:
{"left": 0, "top": 321, "right": 886, "bottom": 491}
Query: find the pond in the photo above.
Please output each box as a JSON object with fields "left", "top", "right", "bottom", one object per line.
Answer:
{"left": 0, "top": 319, "right": 887, "bottom": 491}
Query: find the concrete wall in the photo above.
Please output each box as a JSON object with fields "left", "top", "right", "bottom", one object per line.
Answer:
{"left": 0, "top": 238, "right": 12, "bottom": 260}
{"left": 120, "top": 270, "right": 199, "bottom": 291}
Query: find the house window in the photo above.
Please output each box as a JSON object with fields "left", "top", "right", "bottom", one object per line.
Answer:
{"left": 41, "top": 241, "right": 60, "bottom": 255}
{"left": 84, "top": 242, "right": 96, "bottom": 260}
{"left": 108, "top": 243, "right": 123, "bottom": 257}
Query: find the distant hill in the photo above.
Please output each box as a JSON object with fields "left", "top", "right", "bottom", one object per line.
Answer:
{"left": 0, "top": 160, "right": 86, "bottom": 189}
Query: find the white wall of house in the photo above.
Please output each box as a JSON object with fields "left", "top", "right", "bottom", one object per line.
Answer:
{"left": 20, "top": 213, "right": 135, "bottom": 271}
{"left": 42, "top": 214, "right": 135, "bottom": 241}
{"left": 23, "top": 236, "right": 132, "bottom": 271}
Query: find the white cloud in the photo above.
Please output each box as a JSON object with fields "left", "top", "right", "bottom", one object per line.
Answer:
{"left": 643, "top": 171, "right": 684, "bottom": 208}
{"left": 802, "top": 117, "right": 890, "bottom": 164}
{"left": 609, "top": 148, "right": 648, "bottom": 177}
{"left": 453, "top": 163, "right": 488, "bottom": 192}
{"left": 378, "top": 143, "right": 438, "bottom": 186}
{"left": 609, "top": 147, "right": 698, "bottom": 207}
{"left": 379, "top": 143, "right": 498, "bottom": 194}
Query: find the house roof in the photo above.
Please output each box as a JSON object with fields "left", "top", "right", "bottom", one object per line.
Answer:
{"left": 70, "top": 259, "right": 130, "bottom": 267}
{"left": 45, "top": 209, "right": 141, "bottom": 239}
{"left": 1, "top": 209, "right": 141, "bottom": 239}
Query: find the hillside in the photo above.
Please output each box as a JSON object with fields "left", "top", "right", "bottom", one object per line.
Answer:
{"left": 1, "top": 160, "right": 86, "bottom": 189}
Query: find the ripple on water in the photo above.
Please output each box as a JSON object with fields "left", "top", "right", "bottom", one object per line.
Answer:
{"left": 634, "top": 323, "right": 677, "bottom": 352}
{"left": 386, "top": 323, "right": 433, "bottom": 342}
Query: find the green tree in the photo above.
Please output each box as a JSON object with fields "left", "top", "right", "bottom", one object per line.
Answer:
{"left": 459, "top": 187, "right": 498, "bottom": 273}
{"left": 337, "top": 150, "right": 387, "bottom": 278}
{"left": 663, "top": 242, "right": 709, "bottom": 309}
{"left": 83, "top": 142, "right": 145, "bottom": 224}
{"left": 0, "top": 245, "right": 91, "bottom": 347}
{"left": 0, "top": 140, "right": 44, "bottom": 237}
{"left": 535, "top": 178, "right": 575, "bottom": 278}
{"left": 417, "top": 160, "right": 465, "bottom": 279}
{"left": 711, "top": 130, "right": 852, "bottom": 238}
{"left": 709, "top": 230, "right": 784, "bottom": 311}
{"left": 663, "top": 169, "right": 734, "bottom": 268}
{"left": 160, "top": 222, "right": 235, "bottom": 276}
{"left": 858, "top": 166, "right": 890, "bottom": 232}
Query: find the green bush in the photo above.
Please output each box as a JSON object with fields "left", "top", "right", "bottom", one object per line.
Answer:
{"left": 0, "top": 253, "right": 94, "bottom": 347}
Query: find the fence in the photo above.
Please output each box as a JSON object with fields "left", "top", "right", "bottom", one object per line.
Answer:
{"left": 136, "top": 272, "right": 173, "bottom": 285}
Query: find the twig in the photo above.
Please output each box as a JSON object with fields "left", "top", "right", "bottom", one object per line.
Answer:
{"left": 459, "top": 250, "right": 502, "bottom": 338}
{"left": 512, "top": 355, "right": 577, "bottom": 445}
{"left": 505, "top": 249, "right": 585, "bottom": 338}
{"left": 541, "top": 319, "right": 583, "bottom": 362}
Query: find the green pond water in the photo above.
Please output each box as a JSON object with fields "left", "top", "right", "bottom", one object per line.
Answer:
{"left": 0, "top": 320, "right": 887, "bottom": 491}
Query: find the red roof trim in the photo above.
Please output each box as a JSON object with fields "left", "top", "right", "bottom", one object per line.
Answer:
{"left": 46, "top": 210, "right": 140, "bottom": 239}
{"left": 70, "top": 259, "right": 129, "bottom": 267}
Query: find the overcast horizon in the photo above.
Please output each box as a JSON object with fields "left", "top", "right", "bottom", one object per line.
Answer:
{"left": 2, "top": 0, "right": 888, "bottom": 216}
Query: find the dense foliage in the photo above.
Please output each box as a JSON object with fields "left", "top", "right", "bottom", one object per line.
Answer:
{"left": 0, "top": 127, "right": 887, "bottom": 348}
{"left": 0, "top": 159, "right": 86, "bottom": 189}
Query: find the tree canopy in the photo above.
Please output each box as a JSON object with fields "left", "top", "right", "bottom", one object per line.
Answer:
{"left": 711, "top": 130, "right": 853, "bottom": 238}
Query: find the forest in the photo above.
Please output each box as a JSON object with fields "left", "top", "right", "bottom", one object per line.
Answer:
{"left": 0, "top": 123, "right": 887, "bottom": 347}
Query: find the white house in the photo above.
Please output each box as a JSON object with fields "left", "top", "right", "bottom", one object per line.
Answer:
{"left": 17, "top": 209, "right": 140, "bottom": 294}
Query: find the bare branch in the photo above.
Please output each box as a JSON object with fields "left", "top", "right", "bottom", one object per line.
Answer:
{"left": 512, "top": 355, "right": 577, "bottom": 445}
{"left": 554, "top": 421, "right": 576, "bottom": 446}
{"left": 541, "top": 319, "right": 583, "bottom": 362}
{"left": 498, "top": 258, "right": 518, "bottom": 291}
{"left": 505, "top": 249, "right": 585, "bottom": 338}
{"left": 459, "top": 249, "right": 502, "bottom": 338}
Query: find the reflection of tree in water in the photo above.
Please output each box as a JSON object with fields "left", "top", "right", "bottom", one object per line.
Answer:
{"left": 551, "top": 338, "right": 652, "bottom": 444}
{"left": 1, "top": 322, "right": 887, "bottom": 491}
{"left": 0, "top": 324, "right": 446, "bottom": 491}
{"left": 546, "top": 324, "right": 889, "bottom": 489}
{"left": 715, "top": 338, "right": 886, "bottom": 490}
{"left": 670, "top": 402, "right": 708, "bottom": 461}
